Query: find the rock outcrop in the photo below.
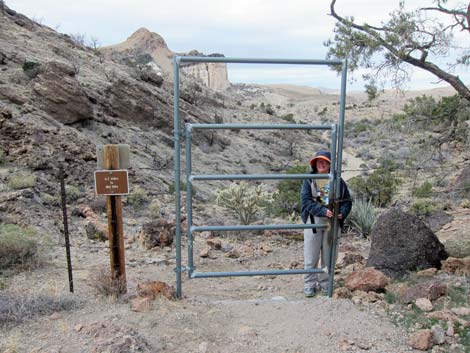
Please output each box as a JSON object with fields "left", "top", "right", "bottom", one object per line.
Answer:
{"left": 101, "top": 28, "right": 230, "bottom": 90}
{"left": 32, "top": 61, "right": 94, "bottom": 124}
{"left": 180, "top": 52, "right": 230, "bottom": 90}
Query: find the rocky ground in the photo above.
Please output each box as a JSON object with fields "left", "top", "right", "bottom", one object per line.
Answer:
{"left": 1, "top": 5, "right": 470, "bottom": 353}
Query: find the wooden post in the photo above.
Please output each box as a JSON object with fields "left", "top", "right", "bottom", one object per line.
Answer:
{"left": 103, "top": 145, "right": 127, "bottom": 293}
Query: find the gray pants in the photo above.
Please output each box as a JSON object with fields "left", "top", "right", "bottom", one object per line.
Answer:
{"left": 303, "top": 217, "right": 339, "bottom": 290}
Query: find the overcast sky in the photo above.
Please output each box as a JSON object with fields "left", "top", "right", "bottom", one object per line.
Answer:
{"left": 7, "top": 0, "right": 469, "bottom": 91}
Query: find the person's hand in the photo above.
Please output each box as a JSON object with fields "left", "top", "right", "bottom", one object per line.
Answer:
{"left": 338, "top": 214, "right": 343, "bottom": 219}
{"left": 325, "top": 209, "right": 333, "bottom": 218}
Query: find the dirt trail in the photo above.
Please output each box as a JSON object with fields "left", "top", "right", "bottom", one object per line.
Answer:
{"left": 0, "top": 234, "right": 421, "bottom": 353}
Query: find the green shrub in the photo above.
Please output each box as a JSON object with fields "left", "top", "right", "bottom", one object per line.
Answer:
{"left": 127, "top": 186, "right": 149, "bottom": 206}
{"left": 0, "top": 148, "right": 5, "bottom": 164}
{"left": 148, "top": 198, "right": 162, "bottom": 218}
{"left": 65, "top": 185, "right": 81, "bottom": 203}
{"left": 348, "top": 199, "right": 379, "bottom": 238}
{"left": 349, "top": 168, "right": 399, "bottom": 207}
{"left": 280, "top": 113, "right": 295, "bottom": 123}
{"left": 443, "top": 236, "right": 470, "bottom": 258}
{"left": 413, "top": 181, "right": 433, "bottom": 198}
{"left": 8, "top": 173, "right": 36, "bottom": 190}
{"left": 169, "top": 180, "right": 197, "bottom": 196}
{"left": 0, "top": 224, "right": 39, "bottom": 269}
{"left": 265, "top": 104, "right": 275, "bottom": 115}
{"left": 215, "top": 182, "right": 272, "bottom": 225}
{"left": 22, "top": 60, "right": 41, "bottom": 79}
{"left": 410, "top": 199, "right": 435, "bottom": 219}
{"left": 270, "top": 165, "right": 306, "bottom": 217}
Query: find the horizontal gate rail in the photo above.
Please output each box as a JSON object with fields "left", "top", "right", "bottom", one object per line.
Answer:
{"left": 191, "top": 268, "right": 327, "bottom": 279}
{"left": 189, "top": 173, "right": 328, "bottom": 181}
{"left": 191, "top": 223, "right": 327, "bottom": 233}
{"left": 187, "top": 123, "right": 333, "bottom": 130}
{"left": 178, "top": 56, "right": 343, "bottom": 66}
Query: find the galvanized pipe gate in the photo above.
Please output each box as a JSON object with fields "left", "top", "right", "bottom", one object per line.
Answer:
{"left": 173, "top": 56, "right": 348, "bottom": 299}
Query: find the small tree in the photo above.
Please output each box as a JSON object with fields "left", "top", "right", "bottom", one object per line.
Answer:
{"left": 326, "top": 0, "right": 470, "bottom": 103}
{"left": 215, "top": 182, "right": 272, "bottom": 225}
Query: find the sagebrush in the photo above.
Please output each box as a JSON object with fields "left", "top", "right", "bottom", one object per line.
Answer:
{"left": 0, "top": 224, "right": 39, "bottom": 269}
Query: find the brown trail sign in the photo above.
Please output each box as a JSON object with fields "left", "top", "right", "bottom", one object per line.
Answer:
{"left": 94, "top": 144, "right": 130, "bottom": 293}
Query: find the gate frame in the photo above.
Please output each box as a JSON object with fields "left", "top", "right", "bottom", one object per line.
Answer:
{"left": 173, "top": 56, "right": 348, "bottom": 299}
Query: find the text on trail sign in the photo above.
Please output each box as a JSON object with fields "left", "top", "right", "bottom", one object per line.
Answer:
{"left": 94, "top": 170, "right": 129, "bottom": 195}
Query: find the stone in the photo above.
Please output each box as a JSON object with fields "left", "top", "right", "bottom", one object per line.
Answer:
{"left": 408, "top": 329, "right": 434, "bottom": 351}
{"left": 441, "top": 257, "right": 470, "bottom": 275}
{"left": 138, "top": 219, "right": 175, "bottom": 249}
{"left": 399, "top": 280, "right": 447, "bottom": 304}
{"left": 206, "top": 238, "right": 222, "bottom": 250}
{"left": 415, "top": 298, "right": 433, "bottom": 312}
{"left": 416, "top": 268, "right": 438, "bottom": 277}
{"left": 426, "top": 311, "right": 458, "bottom": 322}
{"left": 130, "top": 297, "right": 153, "bottom": 312}
{"left": 451, "top": 307, "right": 470, "bottom": 316}
{"left": 85, "top": 221, "right": 108, "bottom": 241}
{"left": 199, "top": 247, "right": 210, "bottom": 258}
{"left": 446, "top": 323, "right": 454, "bottom": 336}
{"left": 136, "top": 280, "right": 176, "bottom": 300}
{"left": 341, "top": 252, "right": 365, "bottom": 267}
{"left": 333, "top": 287, "right": 352, "bottom": 299}
{"left": 225, "top": 249, "right": 240, "bottom": 258}
{"left": 344, "top": 267, "right": 389, "bottom": 292}
{"left": 431, "top": 325, "right": 446, "bottom": 345}
{"left": 200, "top": 231, "right": 212, "bottom": 239}
{"left": 139, "top": 63, "right": 163, "bottom": 87}
{"left": 367, "top": 209, "right": 447, "bottom": 278}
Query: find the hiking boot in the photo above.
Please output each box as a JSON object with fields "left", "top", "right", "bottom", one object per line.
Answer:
{"left": 304, "top": 287, "right": 316, "bottom": 297}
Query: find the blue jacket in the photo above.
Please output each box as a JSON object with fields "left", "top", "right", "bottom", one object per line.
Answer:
{"left": 301, "top": 176, "right": 352, "bottom": 231}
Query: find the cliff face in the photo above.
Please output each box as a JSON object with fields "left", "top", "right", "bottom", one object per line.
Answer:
{"left": 101, "top": 28, "right": 230, "bottom": 91}
{"left": 181, "top": 61, "right": 230, "bottom": 90}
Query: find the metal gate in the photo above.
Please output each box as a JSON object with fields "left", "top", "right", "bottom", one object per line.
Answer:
{"left": 173, "top": 57, "right": 348, "bottom": 298}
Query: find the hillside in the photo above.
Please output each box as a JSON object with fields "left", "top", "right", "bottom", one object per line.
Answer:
{"left": 1, "top": 4, "right": 470, "bottom": 353}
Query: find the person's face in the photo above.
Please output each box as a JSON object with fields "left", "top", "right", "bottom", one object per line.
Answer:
{"left": 316, "top": 159, "right": 330, "bottom": 174}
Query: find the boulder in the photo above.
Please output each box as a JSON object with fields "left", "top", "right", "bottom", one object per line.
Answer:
{"left": 136, "top": 280, "right": 176, "bottom": 300}
{"left": 344, "top": 267, "right": 389, "bottom": 292}
{"left": 367, "top": 209, "right": 447, "bottom": 278}
{"left": 452, "top": 164, "right": 470, "bottom": 198}
{"left": 32, "top": 61, "right": 93, "bottom": 124}
{"left": 399, "top": 280, "right": 447, "bottom": 304}
{"left": 408, "top": 329, "right": 434, "bottom": 351}
{"left": 138, "top": 219, "right": 175, "bottom": 249}
{"left": 441, "top": 257, "right": 470, "bottom": 275}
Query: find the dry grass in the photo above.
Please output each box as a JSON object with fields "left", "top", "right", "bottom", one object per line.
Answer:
{"left": 88, "top": 268, "right": 126, "bottom": 298}
{"left": 0, "top": 291, "right": 82, "bottom": 328}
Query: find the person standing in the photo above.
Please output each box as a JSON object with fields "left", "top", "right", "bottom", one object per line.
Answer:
{"left": 300, "top": 150, "right": 352, "bottom": 297}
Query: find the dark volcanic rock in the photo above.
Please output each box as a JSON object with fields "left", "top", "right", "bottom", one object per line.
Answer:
{"left": 367, "top": 209, "right": 448, "bottom": 278}
{"left": 32, "top": 61, "right": 93, "bottom": 124}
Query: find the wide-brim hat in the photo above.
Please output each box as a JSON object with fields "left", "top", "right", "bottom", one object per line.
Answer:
{"left": 309, "top": 150, "right": 331, "bottom": 167}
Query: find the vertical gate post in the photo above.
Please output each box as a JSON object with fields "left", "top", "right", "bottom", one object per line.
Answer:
{"left": 103, "top": 145, "right": 127, "bottom": 293}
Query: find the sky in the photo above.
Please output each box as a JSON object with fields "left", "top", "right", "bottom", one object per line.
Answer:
{"left": 6, "top": 0, "right": 469, "bottom": 92}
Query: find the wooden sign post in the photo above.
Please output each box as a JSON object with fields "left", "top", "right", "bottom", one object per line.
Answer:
{"left": 94, "top": 144, "right": 130, "bottom": 293}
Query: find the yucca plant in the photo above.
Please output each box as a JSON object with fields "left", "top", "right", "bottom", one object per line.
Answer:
{"left": 349, "top": 199, "right": 379, "bottom": 238}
